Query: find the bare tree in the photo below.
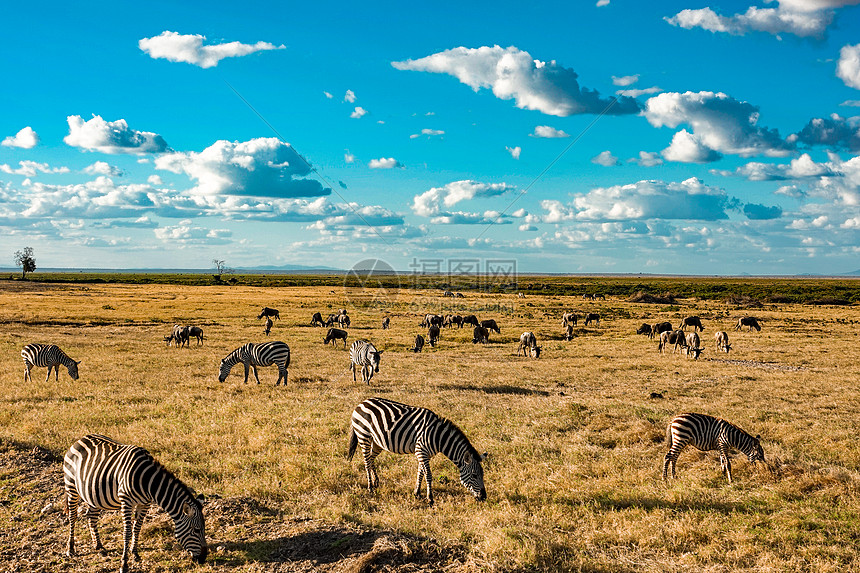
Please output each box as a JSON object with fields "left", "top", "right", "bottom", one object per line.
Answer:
{"left": 14, "top": 247, "right": 36, "bottom": 280}
{"left": 212, "top": 259, "right": 233, "bottom": 281}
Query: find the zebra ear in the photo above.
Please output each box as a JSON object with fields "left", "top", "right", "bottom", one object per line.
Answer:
{"left": 182, "top": 502, "right": 194, "bottom": 517}
{"left": 481, "top": 452, "right": 488, "bottom": 461}
{"left": 755, "top": 434, "right": 761, "bottom": 441}
{"left": 76, "top": 360, "right": 82, "bottom": 365}
{"left": 377, "top": 350, "right": 384, "bottom": 354}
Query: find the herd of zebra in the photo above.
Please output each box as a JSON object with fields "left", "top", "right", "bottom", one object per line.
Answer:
{"left": 17, "top": 302, "right": 771, "bottom": 572}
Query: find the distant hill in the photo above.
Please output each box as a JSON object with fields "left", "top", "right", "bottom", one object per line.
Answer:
{"left": 844, "top": 270, "right": 860, "bottom": 276}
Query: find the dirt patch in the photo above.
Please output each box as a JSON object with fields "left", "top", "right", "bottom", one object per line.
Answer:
{"left": 0, "top": 440, "right": 472, "bottom": 572}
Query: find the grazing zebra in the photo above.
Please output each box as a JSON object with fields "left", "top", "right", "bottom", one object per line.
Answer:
{"left": 264, "top": 317, "right": 273, "bottom": 336}
{"left": 349, "top": 340, "right": 383, "bottom": 385}
{"left": 347, "top": 397, "right": 487, "bottom": 504}
{"left": 218, "top": 341, "right": 291, "bottom": 386}
{"left": 21, "top": 343, "right": 80, "bottom": 383}
{"left": 517, "top": 332, "right": 541, "bottom": 358}
{"left": 663, "top": 413, "right": 765, "bottom": 483}
{"left": 382, "top": 317, "right": 390, "bottom": 330}
{"left": 63, "top": 434, "right": 207, "bottom": 573}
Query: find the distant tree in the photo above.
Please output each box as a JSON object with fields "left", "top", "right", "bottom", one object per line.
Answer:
{"left": 14, "top": 247, "right": 36, "bottom": 279}
{"left": 212, "top": 259, "right": 233, "bottom": 281}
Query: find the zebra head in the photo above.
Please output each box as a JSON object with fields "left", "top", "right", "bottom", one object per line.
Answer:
{"left": 67, "top": 361, "right": 81, "bottom": 381}
{"left": 748, "top": 434, "right": 765, "bottom": 464}
{"left": 217, "top": 360, "right": 232, "bottom": 383}
{"left": 174, "top": 498, "right": 208, "bottom": 564}
{"left": 457, "top": 451, "right": 487, "bottom": 501}
{"left": 371, "top": 350, "right": 383, "bottom": 372}
{"left": 531, "top": 346, "right": 542, "bottom": 359}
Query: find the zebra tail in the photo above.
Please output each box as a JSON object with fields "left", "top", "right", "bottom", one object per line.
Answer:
{"left": 347, "top": 426, "right": 358, "bottom": 461}
{"left": 666, "top": 423, "right": 673, "bottom": 449}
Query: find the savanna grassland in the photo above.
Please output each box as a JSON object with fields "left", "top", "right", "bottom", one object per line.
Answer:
{"left": 1, "top": 277, "right": 859, "bottom": 573}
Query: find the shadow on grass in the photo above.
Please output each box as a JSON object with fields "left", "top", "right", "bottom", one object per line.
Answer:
{"left": 439, "top": 383, "right": 550, "bottom": 396}
{"left": 578, "top": 491, "right": 770, "bottom": 515}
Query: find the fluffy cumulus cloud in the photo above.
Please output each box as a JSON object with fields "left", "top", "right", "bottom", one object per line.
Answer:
{"left": 368, "top": 157, "right": 403, "bottom": 169}
{"left": 666, "top": 0, "right": 860, "bottom": 39}
{"left": 84, "top": 161, "right": 123, "bottom": 176}
{"left": 410, "top": 128, "right": 445, "bottom": 139}
{"left": 632, "top": 151, "right": 664, "bottom": 167}
{"left": 506, "top": 146, "right": 522, "bottom": 159}
{"left": 392, "top": 45, "right": 640, "bottom": 116}
{"left": 139, "top": 31, "right": 284, "bottom": 68}
{"left": 531, "top": 125, "right": 569, "bottom": 138}
{"left": 155, "top": 137, "right": 330, "bottom": 198}
{"left": 350, "top": 106, "right": 368, "bottom": 119}
{"left": 65, "top": 115, "right": 170, "bottom": 154}
{"left": 2, "top": 126, "right": 39, "bottom": 149}
{"left": 541, "top": 178, "right": 735, "bottom": 222}
{"left": 1, "top": 161, "right": 69, "bottom": 177}
{"left": 743, "top": 203, "right": 783, "bottom": 219}
{"left": 344, "top": 90, "right": 357, "bottom": 103}
{"left": 731, "top": 153, "right": 835, "bottom": 181}
{"left": 838, "top": 44, "right": 860, "bottom": 89}
{"left": 154, "top": 220, "right": 233, "bottom": 244}
{"left": 792, "top": 113, "right": 860, "bottom": 151}
{"left": 592, "top": 150, "right": 620, "bottom": 166}
{"left": 645, "top": 91, "right": 793, "bottom": 162}
{"left": 412, "top": 180, "right": 516, "bottom": 219}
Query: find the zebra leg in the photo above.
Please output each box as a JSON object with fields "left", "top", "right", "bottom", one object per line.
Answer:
{"left": 352, "top": 363, "right": 357, "bottom": 382}
{"left": 252, "top": 365, "right": 261, "bottom": 384}
{"left": 120, "top": 501, "right": 135, "bottom": 573}
{"left": 362, "top": 444, "right": 381, "bottom": 490}
{"left": 44, "top": 365, "right": 53, "bottom": 383}
{"left": 130, "top": 504, "right": 148, "bottom": 561}
{"left": 664, "top": 443, "right": 685, "bottom": 480}
{"left": 365, "top": 366, "right": 373, "bottom": 386}
{"left": 24, "top": 363, "right": 33, "bottom": 383}
{"left": 84, "top": 505, "right": 105, "bottom": 554}
{"left": 720, "top": 445, "right": 732, "bottom": 483}
{"left": 65, "top": 489, "right": 79, "bottom": 557}
{"left": 243, "top": 362, "right": 250, "bottom": 384}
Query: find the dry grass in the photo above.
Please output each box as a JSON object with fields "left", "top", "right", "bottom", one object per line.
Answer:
{"left": 1, "top": 280, "right": 860, "bottom": 572}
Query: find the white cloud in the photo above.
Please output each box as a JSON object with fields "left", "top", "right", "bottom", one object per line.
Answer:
{"left": 540, "top": 178, "right": 735, "bottom": 222}
{"left": 838, "top": 44, "right": 860, "bottom": 89}
{"left": 154, "top": 221, "right": 233, "bottom": 244}
{"left": 392, "top": 45, "right": 640, "bottom": 116}
{"left": 666, "top": 1, "right": 860, "bottom": 39}
{"left": 793, "top": 113, "right": 860, "bottom": 151}
{"left": 350, "top": 106, "right": 368, "bottom": 119}
{"left": 139, "top": 31, "right": 284, "bottom": 68}
{"left": 84, "top": 161, "right": 123, "bottom": 176}
{"left": 2, "top": 127, "right": 39, "bottom": 149}
{"left": 612, "top": 74, "right": 639, "bottom": 86}
{"left": 841, "top": 100, "right": 860, "bottom": 107}
{"left": 731, "top": 153, "right": 835, "bottom": 181}
{"left": 147, "top": 174, "right": 163, "bottom": 185}
{"left": 1, "top": 161, "right": 69, "bottom": 177}
{"left": 645, "top": 91, "right": 793, "bottom": 161}
{"left": 506, "top": 146, "right": 522, "bottom": 159}
{"left": 324, "top": 91, "right": 334, "bottom": 99}
{"left": 632, "top": 151, "right": 664, "bottom": 167}
{"left": 344, "top": 150, "right": 355, "bottom": 163}
{"left": 64, "top": 115, "right": 170, "bottom": 154}
{"left": 616, "top": 86, "right": 662, "bottom": 98}
{"left": 410, "top": 128, "right": 445, "bottom": 139}
{"left": 368, "top": 157, "right": 403, "bottom": 169}
{"left": 596, "top": 0, "right": 610, "bottom": 6}
{"left": 412, "top": 180, "right": 516, "bottom": 217}
{"left": 531, "top": 125, "right": 570, "bottom": 138}
{"left": 344, "top": 90, "right": 356, "bottom": 103}
{"left": 591, "top": 150, "right": 620, "bottom": 166}
{"left": 155, "top": 137, "right": 329, "bottom": 198}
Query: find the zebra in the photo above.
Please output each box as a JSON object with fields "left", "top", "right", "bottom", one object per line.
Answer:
{"left": 381, "top": 316, "right": 390, "bottom": 330}
{"left": 218, "top": 341, "right": 291, "bottom": 385}
{"left": 63, "top": 434, "right": 207, "bottom": 573}
{"left": 347, "top": 397, "right": 487, "bottom": 504}
{"left": 264, "top": 317, "right": 273, "bottom": 336}
{"left": 663, "top": 413, "right": 765, "bottom": 483}
{"left": 21, "top": 343, "right": 80, "bottom": 383}
{"left": 170, "top": 324, "right": 190, "bottom": 348}
{"left": 349, "top": 340, "right": 383, "bottom": 385}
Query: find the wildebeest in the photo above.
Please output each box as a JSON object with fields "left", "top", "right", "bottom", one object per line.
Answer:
{"left": 338, "top": 314, "right": 351, "bottom": 328}
{"left": 258, "top": 307, "right": 280, "bottom": 320}
{"left": 480, "top": 319, "right": 500, "bottom": 334}
{"left": 679, "top": 316, "right": 704, "bottom": 331}
{"left": 446, "top": 315, "right": 464, "bottom": 328}
{"left": 462, "top": 315, "right": 480, "bottom": 328}
{"left": 564, "top": 324, "right": 574, "bottom": 341}
{"left": 382, "top": 317, "right": 390, "bottom": 330}
{"left": 412, "top": 334, "right": 425, "bottom": 353}
{"left": 517, "top": 332, "right": 541, "bottom": 358}
{"left": 658, "top": 329, "right": 686, "bottom": 354}
{"left": 324, "top": 327, "right": 349, "bottom": 348}
{"left": 455, "top": 292, "right": 466, "bottom": 298}
{"left": 264, "top": 317, "right": 273, "bottom": 336}
{"left": 187, "top": 326, "right": 203, "bottom": 345}
{"left": 715, "top": 331, "right": 731, "bottom": 353}
{"left": 421, "top": 314, "right": 443, "bottom": 328}
{"left": 167, "top": 324, "right": 190, "bottom": 348}
{"left": 735, "top": 316, "right": 762, "bottom": 331}
{"left": 561, "top": 312, "right": 578, "bottom": 327}
{"left": 584, "top": 313, "right": 600, "bottom": 327}
{"left": 472, "top": 326, "right": 489, "bottom": 344}
{"left": 594, "top": 293, "right": 606, "bottom": 300}
{"left": 518, "top": 292, "right": 525, "bottom": 299}
{"left": 310, "top": 312, "right": 325, "bottom": 327}
{"left": 428, "top": 325, "right": 440, "bottom": 347}
{"left": 684, "top": 332, "right": 703, "bottom": 359}
{"left": 651, "top": 321, "right": 673, "bottom": 340}
{"left": 443, "top": 290, "right": 454, "bottom": 297}
{"left": 636, "top": 323, "right": 653, "bottom": 336}
{"left": 325, "top": 313, "right": 338, "bottom": 328}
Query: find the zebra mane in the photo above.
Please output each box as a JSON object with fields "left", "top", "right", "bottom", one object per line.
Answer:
{"left": 147, "top": 454, "right": 202, "bottom": 509}
{"left": 438, "top": 415, "right": 482, "bottom": 461}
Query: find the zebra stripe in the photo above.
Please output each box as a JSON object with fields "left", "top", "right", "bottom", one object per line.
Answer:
{"left": 347, "top": 397, "right": 487, "bottom": 504}
{"left": 63, "top": 434, "right": 207, "bottom": 572}
{"left": 21, "top": 343, "right": 80, "bottom": 383}
{"left": 663, "top": 412, "right": 765, "bottom": 483}
{"left": 218, "top": 341, "right": 291, "bottom": 385}
{"left": 349, "top": 340, "right": 383, "bottom": 385}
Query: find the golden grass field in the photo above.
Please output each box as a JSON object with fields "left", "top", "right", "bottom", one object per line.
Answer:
{"left": 1, "top": 278, "right": 859, "bottom": 572}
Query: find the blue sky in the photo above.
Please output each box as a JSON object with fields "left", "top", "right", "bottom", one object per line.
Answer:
{"left": 2, "top": 0, "right": 860, "bottom": 274}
